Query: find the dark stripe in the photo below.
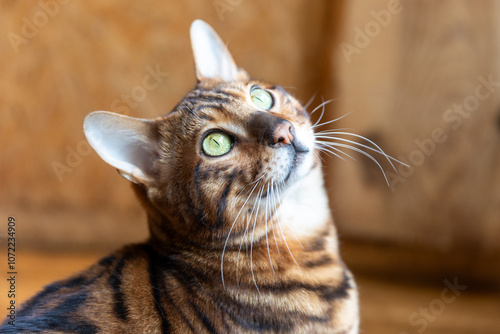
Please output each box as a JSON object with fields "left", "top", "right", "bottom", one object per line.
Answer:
{"left": 215, "top": 171, "right": 237, "bottom": 229}
{"left": 212, "top": 296, "right": 295, "bottom": 332}
{"left": 54, "top": 292, "right": 88, "bottom": 314}
{"left": 306, "top": 237, "right": 326, "bottom": 252}
{"left": 212, "top": 288, "right": 332, "bottom": 331}
{"left": 197, "top": 85, "right": 235, "bottom": 98}
{"left": 98, "top": 254, "right": 117, "bottom": 267}
{"left": 257, "top": 277, "right": 351, "bottom": 301}
{"left": 189, "top": 301, "right": 219, "bottom": 334}
{"left": 213, "top": 88, "right": 237, "bottom": 98}
{"left": 193, "top": 161, "right": 204, "bottom": 201}
{"left": 202, "top": 96, "right": 231, "bottom": 105}
{"left": 194, "top": 104, "right": 223, "bottom": 114}
{"left": 18, "top": 275, "right": 88, "bottom": 316}
{"left": 305, "top": 228, "right": 331, "bottom": 251}
{"left": 320, "top": 272, "right": 352, "bottom": 302}
{"left": 251, "top": 159, "right": 262, "bottom": 180}
{"left": 12, "top": 292, "right": 98, "bottom": 334}
{"left": 197, "top": 113, "right": 215, "bottom": 121}
{"left": 303, "top": 255, "right": 334, "bottom": 268}
{"left": 147, "top": 246, "right": 172, "bottom": 334}
{"left": 153, "top": 252, "right": 331, "bottom": 331}
{"left": 184, "top": 96, "right": 230, "bottom": 106}
{"left": 108, "top": 253, "right": 132, "bottom": 321}
{"left": 146, "top": 246, "right": 218, "bottom": 332}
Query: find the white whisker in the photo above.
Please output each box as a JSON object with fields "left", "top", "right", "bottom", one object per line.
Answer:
{"left": 312, "top": 112, "right": 351, "bottom": 129}
{"left": 264, "top": 182, "right": 277, "bottom": 279}
{"left": 236, "top": 181, "right": 261, "bottom": 286}
{"left": 303, "top": 92, "right": 317, "bottom": 111}
{"left": 316, "top": 131, "right": 408, "bottom": 169}
{"left": 312, "top": 98, "right": 331, "bottom": 127}
{"left": 316, "top": 144, "right": 354, "bottom": 161}
{"left": 269, "top": 179, "right": 281, "bottom": 256}
{"left": 250, "top": 185, "right": 264, "bottom": 296}
{"left": 328, "top": 142, "right": 391, "bottom": 186}
{"left": 272, "top": 181, "right": 302, "bottom": 271}
{"left": 221, "top": 177, "right": 262, "bottom": 288}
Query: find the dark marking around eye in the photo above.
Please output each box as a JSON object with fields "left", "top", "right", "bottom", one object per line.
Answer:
{"left": 194, "top": 161, "right": 204, "bottom": 202}
{"left": 215, "top": 171, "right": 237, "bottom": 229}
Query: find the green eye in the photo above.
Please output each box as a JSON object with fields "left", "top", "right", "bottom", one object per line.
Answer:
{"left": 250, "top": 87, "right": 273, "bottom": 110}
{"left": 202, "top": 132, "right": 233, "bottom": 157}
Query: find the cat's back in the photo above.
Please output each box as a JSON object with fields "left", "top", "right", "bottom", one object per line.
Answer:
{"left": 2, "top": 243, "right": 167, "bottom": 334}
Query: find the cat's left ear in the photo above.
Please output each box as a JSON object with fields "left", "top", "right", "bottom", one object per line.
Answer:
{"left": 190, "top": 20, "right": 249, "bottom": 82}
{"left": 83, "top": 111, "right": 159, "bottom": 185}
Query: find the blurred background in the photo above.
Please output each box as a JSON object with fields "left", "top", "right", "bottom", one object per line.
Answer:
{"left": 1, "top": 0, "right": 499, "bottom": 332}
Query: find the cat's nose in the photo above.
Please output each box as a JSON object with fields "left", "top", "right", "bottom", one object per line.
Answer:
{"left": 248, "top": 111, "right": 296, "bottom": 147}
{"left": 272, "top": 121, "right": 294, "bottom": 146}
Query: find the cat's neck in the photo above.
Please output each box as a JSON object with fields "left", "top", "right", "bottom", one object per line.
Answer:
{"left": 137, "top": 163, "right": 337, "bottom": 257}
{"left": 278, "top": 164, "right": 334, "bottom": 241}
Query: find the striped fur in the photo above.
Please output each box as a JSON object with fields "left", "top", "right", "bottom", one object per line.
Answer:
{"left": 1, "top": 21, "right": 359, "bottom": 333}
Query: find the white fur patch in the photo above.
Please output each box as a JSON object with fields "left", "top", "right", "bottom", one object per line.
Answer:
{"left": 279, "top": 167, "right": 331, "bottom": 237}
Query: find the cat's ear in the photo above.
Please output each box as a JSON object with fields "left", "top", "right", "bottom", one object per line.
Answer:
{"left": 84, "top": 111, "right": 159, "bottom": 185}
{"left": 190, "top": 19, "right": 249, "bottom": 82}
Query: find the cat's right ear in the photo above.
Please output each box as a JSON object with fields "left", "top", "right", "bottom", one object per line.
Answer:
{"left": 84, "top": 111, "right": 159, "bottom": 185}
{"left": 190, "top": 19, "right": 249, "bottom": 82}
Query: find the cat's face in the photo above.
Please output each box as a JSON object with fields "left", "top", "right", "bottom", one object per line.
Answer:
{"left": 168, "top": 80, "right": 316, "bottom": 196}
{"left": 84, "top": 21, "right": 319, "bottom": 247}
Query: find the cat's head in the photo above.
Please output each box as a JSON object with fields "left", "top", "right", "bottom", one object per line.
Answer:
{"left": 84, "top": 20, "right": 320, "bottom": 248}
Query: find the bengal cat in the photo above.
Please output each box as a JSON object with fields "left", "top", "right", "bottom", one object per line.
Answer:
{"left": 0, "top": 20, "right": 374, "bottom": 333}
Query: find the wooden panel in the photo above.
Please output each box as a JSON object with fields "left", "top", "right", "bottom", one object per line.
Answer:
{"left": 327, "top": 0, "right": 500, "bottom": 274}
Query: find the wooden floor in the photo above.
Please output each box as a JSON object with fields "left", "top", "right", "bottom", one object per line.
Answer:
{"left": 1, "top": 250, "right": 499, "bottom": 333}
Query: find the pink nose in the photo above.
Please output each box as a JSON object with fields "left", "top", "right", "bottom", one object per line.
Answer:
{"left": 273, "top": 121, "right": 294, "bottom": 145}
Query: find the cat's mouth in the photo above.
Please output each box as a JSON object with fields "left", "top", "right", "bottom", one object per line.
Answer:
{"left": 283, "top": 141, "right": 310, "bottom": 183}
{"left": 259, "top": 139, "right": 313, "bottom": 198}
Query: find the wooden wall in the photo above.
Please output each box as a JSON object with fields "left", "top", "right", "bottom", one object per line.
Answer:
{"left": 1, "top": 0, "right": 499, "bottom": 282}
{"left": 329, "top": 0, "right": 500, "bottom": 283}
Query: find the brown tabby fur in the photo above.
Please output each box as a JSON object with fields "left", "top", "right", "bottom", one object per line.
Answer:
{"left": 1, "top": 21, "right": 358, "bottom": 333}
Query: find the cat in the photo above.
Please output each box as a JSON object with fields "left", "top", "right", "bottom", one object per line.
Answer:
{"left": 1, "top": 20, "right": 361, "bottom": 333}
